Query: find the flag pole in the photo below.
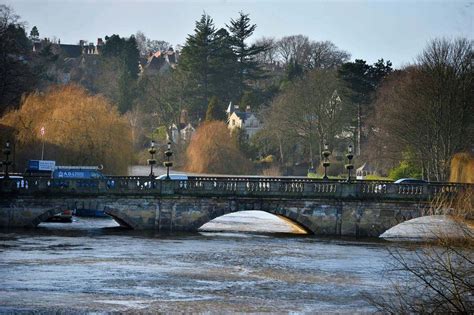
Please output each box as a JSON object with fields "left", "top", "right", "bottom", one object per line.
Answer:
{"left": 40, "top": 126, "right": 45, "bottom": 160}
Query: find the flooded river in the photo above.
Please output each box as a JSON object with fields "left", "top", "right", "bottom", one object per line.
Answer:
{"left": 0, "top": 212, "right": 399, "bottom": 313}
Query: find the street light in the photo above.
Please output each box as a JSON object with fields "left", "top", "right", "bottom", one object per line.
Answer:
{"left": 345, "top": 144, "right": 354, "bottom": 182}
{"left": 322, "top": 143, "right": 331, "bottom": 180}
{"left": 147, "top": 140, "right": 157, "bottom": 177}
{"left": 1, "top": 140, "right": 12, "bottom": 179}
{"left": 163, "top": 141, "right": 173, "bottom": 180}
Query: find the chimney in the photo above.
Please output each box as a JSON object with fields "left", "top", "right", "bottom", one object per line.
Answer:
{"left": 97, "top": 38, "right": 104, "bottom": 46}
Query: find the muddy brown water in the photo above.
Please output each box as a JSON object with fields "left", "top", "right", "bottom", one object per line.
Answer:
{"left": 0, "top": 211, "right": 398, "bottom": 314}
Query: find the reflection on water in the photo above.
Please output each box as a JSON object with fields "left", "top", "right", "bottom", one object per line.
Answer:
{"left": 0, "top": 213, "right": 394, "bottom": 313}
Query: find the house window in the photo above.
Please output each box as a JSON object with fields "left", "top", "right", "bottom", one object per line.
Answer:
{"left": 232, "top": 119, "right": 235, "bottom": 126}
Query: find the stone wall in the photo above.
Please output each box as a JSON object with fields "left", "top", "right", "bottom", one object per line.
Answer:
{"left": 104, "top": 196, "right": 425, "bottom": 237}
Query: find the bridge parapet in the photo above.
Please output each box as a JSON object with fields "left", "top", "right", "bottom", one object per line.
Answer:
{"left": 172, "top": 177, "right": 470, "bottom": 201}
{"left": 0, "top": 176, "right": 470, "bottom": 201}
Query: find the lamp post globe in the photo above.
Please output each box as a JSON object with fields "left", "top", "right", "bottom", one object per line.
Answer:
{"left": 164, "top": 141, "right": 173, "bottom": 180}
{"left": 2, "top": 140, "right": 12, "bottom": 179}
{"left": 322, "top": 143, "right": 331, "bottom": 180}
{"left": 147, "top": 140, "right": 157, "bottom": 177}
{"left": 345, "top": 144, "right": 354, "bottom": 182}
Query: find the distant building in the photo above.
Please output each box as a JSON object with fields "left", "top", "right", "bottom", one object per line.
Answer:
{"left": 139, "top": 48, "right": 179, "bottom": 76}
{"left": 226, "top": 102, "right": 262, "bottom": 139}
{"left": 32, "top": 38, "right": 104, "bottom": 57}
{"left": 166, "top": 109, "right": 196, "bottom": 143}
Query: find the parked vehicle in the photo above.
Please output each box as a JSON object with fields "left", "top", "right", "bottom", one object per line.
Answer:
{"left": 52, "top": 166, "right": 105, "bottom": 179}
{"left": 52, "top": 165, "right": 108, "bottom": 218}
{"left": 394, "top": 178, "right": 427, "bottom": 184}
{"left": 156, "top": 174, "right": 189, "bottom": 180}
{"left": 25, "top": 160, "right": 56, "bottom": 176}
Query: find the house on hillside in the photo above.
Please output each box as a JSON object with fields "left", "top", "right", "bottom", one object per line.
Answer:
{"left": 32, "top": 38, "right": 105, "bottom": 84}
{"left": 226, "top": 102, "right": 262, "bottom": 139}
{"left": 139, "top": 48, "right": 179, "bottom": 76}
{"left": 167, "top": 110, "right": 196, "bottom": 143}
{"left": 32, "top": 38, "right": 104, "bottom": 57}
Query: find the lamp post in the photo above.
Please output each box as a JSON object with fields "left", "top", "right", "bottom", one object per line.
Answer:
{"left": 147, "top": 140, "right": 157, "bottom": 177}
{"left": 163, "top": 141, "right": 173, "bottom": 180}
{"left": 345, "top": 144, "right": 354, "bottom": 182}
{"left": 2, "top": 140, "right": 12, "bottom": 179}
{"left": 322, "top": 143, "right": 331, "bottom": 180}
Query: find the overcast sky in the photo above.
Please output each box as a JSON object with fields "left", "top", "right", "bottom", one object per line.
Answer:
{"left": 5, "top": 0, "right": 473, "bottom": 68}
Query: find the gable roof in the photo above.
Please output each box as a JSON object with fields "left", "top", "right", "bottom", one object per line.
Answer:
{"left": 58, "top": 44, "right": 82, "bottom": 58}
{"left": 226, "top": 101, "right": 235, "bottom": 114}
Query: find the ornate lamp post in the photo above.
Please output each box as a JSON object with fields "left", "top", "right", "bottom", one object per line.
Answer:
{"left": 163, "top": 141, "right": 173, "bottom": 180}
{"left": 322, "top": 143, "right": 331, "bottom": 180}
{"left": 345, "top": 144, "right": 354, "bottom": 182}
{"left": 2, "top": 140, "right": 12, "bottom": 179}
{"left": 147, "top": 140, "right": 157, "bottom": 177}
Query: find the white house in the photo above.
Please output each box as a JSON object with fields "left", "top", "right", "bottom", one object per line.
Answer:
{"left": 226, "top": 102, "right": 262, "bottom": 139}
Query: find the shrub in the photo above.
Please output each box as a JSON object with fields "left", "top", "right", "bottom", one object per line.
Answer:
{"left": 389, "top": 160, "right": 422, "bottom": 180}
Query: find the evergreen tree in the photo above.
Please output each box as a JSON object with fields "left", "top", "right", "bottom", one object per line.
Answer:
{"left": 179, "top": 14, "right": 218, "bottom": 119}
{"left": 211, "top": 28, "right": 240, "bottom": 104}
{"left": 286, "top": 58, "right": 304, "bottom": 82}
{"left": 102, "top": 34, "right": 140, "bottom": 113}
{"left": 205, "top": 96, "right": 225, "bottom": 121}
{"left": 0, "top": 5, "right": 35, "bottom": 114}
{"left": 29, "top": 26, "right": 39, "bottom": 39}
{"left": 338, "top": 59, "right": 393, "bottom": 155}
{"left": 227, "top": 12, "right": 267, "bottom": 98}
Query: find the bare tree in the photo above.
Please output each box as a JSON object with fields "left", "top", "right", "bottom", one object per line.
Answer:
{"left": 371, "top": 38, "right": 473, "bottom": 181}
{"left": 276, "top": 35, "right": 311, "bottom": 66}
{"left": 276, "top": 35, "right": 350, "bottom": 71}
{"left": 254, "top": 36, "right": 278, "bottom": 64}
{"left": 135, "top": 31, "right": 148, "bottom": 56}
{"left": 309, "top": 40, "right": 350, "bottom": 69}
{"left": 135, "top": 30, "right": 171, "bottom": 56}
{"left": 264, "top": 69, "right": 351, "bottom": 167}
{"left": 367, "top": 189, "right": 474, "bottom": 314}
{"left": 185, "top": 121, "right": 252, "bottom": 174}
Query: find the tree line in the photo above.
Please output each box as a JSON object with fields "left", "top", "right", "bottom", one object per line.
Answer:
{"left": 0, "top": 4, "right": 472, "bottom": 180}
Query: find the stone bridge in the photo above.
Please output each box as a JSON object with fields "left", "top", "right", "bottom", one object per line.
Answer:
{"left": 0, "top": 176, "right": 468, "bottom": 236}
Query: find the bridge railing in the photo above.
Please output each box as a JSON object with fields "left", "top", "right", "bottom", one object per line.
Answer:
{"left": 0, "top": 176, "right": 471, "bottom": 200}
{"left": 173, "top": 176, "right": 341, "bottom": 197}
{"left": 0, "top": 176, "right": 163, "bottom": 194}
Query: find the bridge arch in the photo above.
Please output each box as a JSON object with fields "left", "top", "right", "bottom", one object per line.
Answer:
{"left": 105, "top": 206, "right": 139, "bottom": 230}
{"left": 29, "top": 206, "right": 68, "bottom": 227}
{"left": 168, "top": 197, "right": 340, "bottom": 235}
{"left": 190, "top": 209, "right": 314, "bottom": 234}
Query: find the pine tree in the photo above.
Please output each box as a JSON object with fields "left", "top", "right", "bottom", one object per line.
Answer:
{"left": 29, "top": 26, "right": 39, "bottom": 39}
{"left": 179, "top": 14, "right": 218, "bottom": 119}
{"left": 205, "top": 96, "right": 225, "bottom": 121}
{"left": 227, "top": 12, "right": 267, "bottom": 98}
{"left": 102, "top": 34, "right": 140, "bottom": 113}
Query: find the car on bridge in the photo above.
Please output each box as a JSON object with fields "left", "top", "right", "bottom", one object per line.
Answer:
{"left": 156, "top": 174, "right": 188, "bottom": 180}
{"left": 394, "top": 178, "right": 427, "bottom": 184}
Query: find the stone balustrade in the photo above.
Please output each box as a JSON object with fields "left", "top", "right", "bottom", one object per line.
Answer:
{"left": 1, "top": 176, "right": 470, "bottom": 201}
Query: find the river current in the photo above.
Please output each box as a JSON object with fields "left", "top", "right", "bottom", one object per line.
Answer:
{"left": 0, "top": 211, "right": 399, "bottom": 314}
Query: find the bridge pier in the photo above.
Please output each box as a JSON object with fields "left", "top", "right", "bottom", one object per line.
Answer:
{"left": 0, "top": 197, "right": 67, "bottom": 228}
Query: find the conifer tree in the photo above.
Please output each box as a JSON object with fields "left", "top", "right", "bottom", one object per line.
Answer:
{"left": 102, "top": 34, "right": 140, "bottom": 113}
{"left": 29, "top": 26, "right": 39, "bottom": 39}
{"left": 205, "top": 96, "right": 225, "bottom": 121}
{"left": 227, "top": 12, "right": 267, "bottom": 99}
{"left": 179, "top": 14, "right": 218, "bottom": 118}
